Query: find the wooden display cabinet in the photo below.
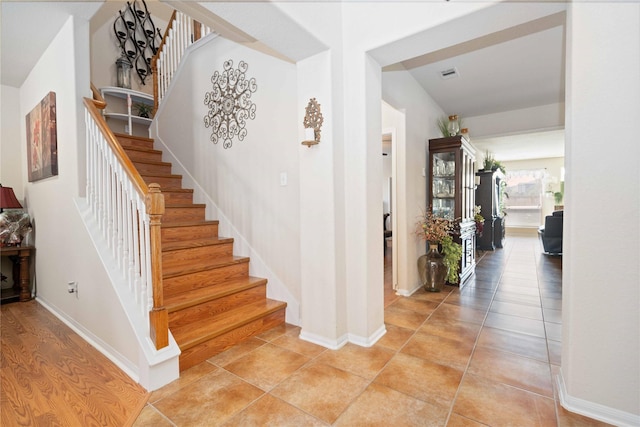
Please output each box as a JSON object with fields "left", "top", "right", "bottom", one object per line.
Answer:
{"left": 475, "top": 169, "right": 506, "bottom": 250}
{"left": 428, "top": 135, "right": 477, "bottom": 285}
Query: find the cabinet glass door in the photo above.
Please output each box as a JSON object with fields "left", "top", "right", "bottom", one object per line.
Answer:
{"left": 432, "top": 151, "right": 456, "bottom": 219}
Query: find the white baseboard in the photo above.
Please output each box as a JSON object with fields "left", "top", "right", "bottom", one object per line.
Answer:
{"left": 556, "top": 372, "right": 640, "bottom": 426}
{"left": 299, "top": 324, "right": 386, "bottom": 350}
{"left": 395, "top": 284, "right": 422, "bottom": 297}
{"left": 298, "top": 330, "right": 349, "bottom": 350}
{"left": 348, "top": 324, "right": 386, "bottom": 347}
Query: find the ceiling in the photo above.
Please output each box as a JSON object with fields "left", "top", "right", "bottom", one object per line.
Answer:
{"left": 2, "top": 1, "right": 566, "bottom": 161}
{"left": 1, "top": 1, "right": 103, "bottom": 88}
{"left": 381, "top": 7, "right": 567, "bottom": 161}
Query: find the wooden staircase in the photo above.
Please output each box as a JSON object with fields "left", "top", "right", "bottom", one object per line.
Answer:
{"left": 115, "top": 132, "right": 287, "bottom": 371}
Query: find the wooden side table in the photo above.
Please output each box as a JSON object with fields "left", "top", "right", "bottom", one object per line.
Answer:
{"left": 0, "top": 246, "right": 34, "bottom": 303}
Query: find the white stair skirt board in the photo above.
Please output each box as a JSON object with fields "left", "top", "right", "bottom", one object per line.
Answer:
{"left": 556, "top": 373, "right": 640, "bottom": 427}
{"left": 74, "top": 198, "right": 181, "bottom": 391}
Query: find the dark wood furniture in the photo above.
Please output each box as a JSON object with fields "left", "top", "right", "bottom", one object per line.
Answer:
{"left": 0, "top": 246, "right": 34, "bottom": 303}
{"left": 428, "top": 135, "right": 476, "bottom": 285}
{"left": 475, "top": 169, "right": 506, "bottom": 250}
{"left": 383, "top": 213, "right": 392, "bottom": 253}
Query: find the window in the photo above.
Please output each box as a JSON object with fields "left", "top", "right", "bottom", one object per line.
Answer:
{"left": 504, "top": 169, "right": 544, "bottom": 227}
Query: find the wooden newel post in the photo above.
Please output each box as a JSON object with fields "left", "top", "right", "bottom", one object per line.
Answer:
{"left": 146, "top": 184, "right": 168, "bottom": 349}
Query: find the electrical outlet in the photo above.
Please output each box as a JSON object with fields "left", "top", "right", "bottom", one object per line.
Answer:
{"left": 280, "top": 172, "right": 288, "bottom": 186}
{"left": 67, "top": 281, "right": 78, "bottom": 298}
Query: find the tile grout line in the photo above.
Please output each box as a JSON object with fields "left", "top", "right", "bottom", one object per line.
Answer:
{"left": 443, "top": 240, "right": 513, "bottom": 425}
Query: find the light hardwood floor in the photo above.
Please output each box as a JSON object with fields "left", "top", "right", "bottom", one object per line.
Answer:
{"left": 1, "top": 301, "right": 148, "bottom": 426}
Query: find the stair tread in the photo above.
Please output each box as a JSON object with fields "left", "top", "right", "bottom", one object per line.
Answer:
{"left": 114, "top": 132, "right": 154, "bottom": 143}
{"left": 132, "top": 159, "right": 173, "bottom": 167}
{"left": 122, "top": 145, "right": 162, "bottom": 154}
{"left": 162, "top": 219, "right": 219, "bottom": 228}
{"left": 165, "top": 203, "right": 206, "bottom": 208}
{"left": 165, "top": 276, "right": 268, "bottom": 312}
{"left": 141, "top": 172, "right": 182, "bottom": 178}
{"left": 163, "top": 255, "right": 250, "bottom": 279}
{"left": 172, "top": 299, "right": 287, "bottom": 350}
{"left": 161, "top": 188, "right": 194, "bottom": 194}
{"left": 163, "top": 236, "right": 233, "bottom": 252}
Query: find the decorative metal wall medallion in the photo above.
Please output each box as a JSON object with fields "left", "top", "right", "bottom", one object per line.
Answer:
{"left": 113, "top": 0, "right": 162, "bottom": 85}
{"left": 203, "top": 60, "right": 257, "bottom": 149}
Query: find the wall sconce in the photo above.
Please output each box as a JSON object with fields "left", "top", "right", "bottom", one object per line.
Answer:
{"left": 302, "top": 98, "right": 323, "bottom": 147}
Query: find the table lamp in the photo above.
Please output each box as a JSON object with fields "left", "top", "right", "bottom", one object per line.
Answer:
{"left": 0, "top": 185, "right": 31, "bottom": 246}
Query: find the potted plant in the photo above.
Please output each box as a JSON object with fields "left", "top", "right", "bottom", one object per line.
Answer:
{"left": 483, "top": 150, "right": 495, "bottom": 171}
{"left": 492, "top": 159, "right": 506, "bottom": 174}
{"left": 437, "top": 115, "right": 463, "bottom": 137}
{"left": 474, "top": 205, "right": 485, "bottom": 236}
{"left": 134, "top": 102, "right": 153, "bottom": 118}
{"left": 415, "top": 208, "right": 463, "bottom": 290}
{"left": 441, "top": 235, "right": 462, "bottom": 284}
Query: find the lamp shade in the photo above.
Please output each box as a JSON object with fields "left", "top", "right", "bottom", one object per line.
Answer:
{"left": 0, "top": 186, "right": 22, "bottom": 210}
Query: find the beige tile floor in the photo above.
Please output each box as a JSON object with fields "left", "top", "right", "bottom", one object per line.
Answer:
{"left": 134, "top": 236, "right": 610, "bottom": 426}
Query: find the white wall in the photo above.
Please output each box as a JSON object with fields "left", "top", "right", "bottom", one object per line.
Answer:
{"left": 15, "top": 16, "right": 142, "bottom": 381}
{"left": 0, "top": 85, "right": 24, "bottom": 200}
{"left": 153, "top": 36, "right": 301, "bottom": 323}
{"left": 382, "top": 72, "right": 445, "bottom": 295}
{"left": 275, "top": 0, "right": 496, "bottom": 345}
{"left": 560, "top": 2, "right": 640, "bottom": 424}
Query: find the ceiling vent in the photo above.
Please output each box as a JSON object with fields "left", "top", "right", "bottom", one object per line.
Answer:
{"left": 440, "top": 67, "right": 459, "bottom": 80}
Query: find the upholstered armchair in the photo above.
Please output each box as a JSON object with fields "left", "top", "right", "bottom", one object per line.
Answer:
{"left": 538, "top": 210, "right": 563, "bottom": 255}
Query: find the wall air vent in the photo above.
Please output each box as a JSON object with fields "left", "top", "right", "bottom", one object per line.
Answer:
{"left": 440, "top": 67, "right": 459, "bottom": 80}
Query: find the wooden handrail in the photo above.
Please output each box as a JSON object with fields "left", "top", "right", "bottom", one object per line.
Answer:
{"left": 90, "top": 83, "right": 107, "bottom": 110}
{"left": 83, "top": 97, "right": 149, "bottom": 196}
{"left": 83, "top": 95, "right": 168, "bottom": 350}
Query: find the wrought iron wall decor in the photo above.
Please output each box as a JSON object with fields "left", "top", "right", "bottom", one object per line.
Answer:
{"left": 302, "top": 98, "right": 323, "bottom": 147}
{"left": 113, "top": 0, "right": 162, "bottom": 85}
{"left": 203, "top": 60, "right": 257, "bottom": 149}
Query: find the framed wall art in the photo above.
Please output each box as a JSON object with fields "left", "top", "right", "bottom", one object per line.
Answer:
{"left": 25, "top": 91, "right": 58, "bottom": 182}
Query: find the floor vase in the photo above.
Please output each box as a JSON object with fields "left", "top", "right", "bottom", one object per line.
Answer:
{"left": 418, "top": 242, "right": 448, "bottom": 292}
